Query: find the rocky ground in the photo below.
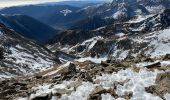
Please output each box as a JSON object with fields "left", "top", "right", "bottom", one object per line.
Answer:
{"left": 0, "top": 54, "right": 169, "bottom": 100}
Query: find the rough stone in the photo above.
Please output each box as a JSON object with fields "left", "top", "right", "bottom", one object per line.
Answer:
{"left": 163, "top": 54, "right": 170, "bottom": 60}
{"left": 144, "top": 62, "right": 161, "bottom": 69}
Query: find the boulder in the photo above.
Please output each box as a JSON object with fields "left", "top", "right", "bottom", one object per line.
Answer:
{"left": 121, "top": 92, "right": 133, "bottom": 100}
{"left": 144, "top": 62, "right": 161, "bottom": 69}
{"left": 107, "top": 88, "right": 118, "bottom": 98}
{"left": 31, "top": 93, "right": 52, "bottom": 100}
{"left": 163, "top": 54, "right": 170, "bottom": 60}
{"left": 68, "top": 63, "right": 77, "bottom": 72}
{"left": 58, "top": 63, "right": 77, "bottom": 75}
{"left": 12, "top": 82, "right": 27, "bottom": 87}
{"left": 88, "top": 86, "right": 118, "bottom": 100}
{"left": 54, "top": 89, "right": 73, "bottom": 95}
{"left": 132, "top": 66, "right": 140, "bottom": 73}
{"left": 104, "top": 65, "right": 115, "bottom": 73}
{"left": 155, "top": 72, "right": 170, "bottom": 94}
{"left": 88, "top": 86, "right": 106, "bottom": 100}
{"left": 101, "top": 61, "right": 110, "bottom": 67}
{"left": 78, "top": 72, "right": 93, "bottom": 82}
{"left": 142, "top": 57, "right": 154, "bottom": 62}
{"left": 145, "top": 72, "right": 170, "bottom": 97}
{"left": 91, "top": 86, "right": 106, "bottom": 95}
{"left": 145, "top": 85, "right": 157, "bottom": 94}
{"left": 156, "top": 72, "right": 170, "bottom": 84}
{"left": 69, "top": 81, "right": 82, "bottom": 89}
{"left": 35, "top": 75, "right": 42, "bottom": 79}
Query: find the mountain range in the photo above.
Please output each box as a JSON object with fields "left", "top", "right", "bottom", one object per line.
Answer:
{"left": 0, "top": 0, "right": 170, "bottom": 100}
{"left": 0, "top": 14, "right": 58, "bottom": 42}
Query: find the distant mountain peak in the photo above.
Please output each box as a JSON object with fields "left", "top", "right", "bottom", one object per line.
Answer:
{"left": 60, "top": 9, "right": 72, "bottom": 16}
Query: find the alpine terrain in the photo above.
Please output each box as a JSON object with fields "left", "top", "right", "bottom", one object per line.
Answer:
{"left": 0, "top": 0, "right": 170, "bottom": 100}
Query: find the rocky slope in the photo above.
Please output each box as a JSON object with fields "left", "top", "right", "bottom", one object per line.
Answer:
{"left": 68, "top": 0, "right": 170, "bottom": 30}
{"left": 48, "top": 9, "right": 170, "bottom": 59}
{"left": 79, "top": 0, "right": 170, "bottom": 18}
{"left": 0, "top": 23, "right": 60, "bottom": 79}
{"left": 1, "top": 54, "right": 169, "bottom": 100}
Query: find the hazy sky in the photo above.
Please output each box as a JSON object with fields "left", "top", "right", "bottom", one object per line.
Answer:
{"left": 0, "top": 0, "right": 110, "bottom": 7}
{"left": 0, "top": 0, "right": 64, "bottom": 7}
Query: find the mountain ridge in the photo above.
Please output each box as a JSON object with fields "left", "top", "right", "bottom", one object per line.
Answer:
{"left": 0, "top": 14, "right": 58, "bottom": 43}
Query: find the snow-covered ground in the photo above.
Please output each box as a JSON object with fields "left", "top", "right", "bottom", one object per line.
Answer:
{"left": 0, "top": 28, "right": 55, "bottom": 79}
{"left": 144, "top": 29, "right": 170, "bottom": 58}
{"left": 4, "top": 45, "right": 53, "bottom": 74}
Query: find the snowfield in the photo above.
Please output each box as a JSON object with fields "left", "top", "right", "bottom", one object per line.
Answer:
{"left": 144, "top": 29, "right": 170, "bottom": 58}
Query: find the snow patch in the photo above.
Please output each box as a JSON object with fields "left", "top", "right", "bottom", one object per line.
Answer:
{"left": 127, "top": 15, "right": 154, "bottom": 23}
{"left": 102, "top": 93, "right": 114, "bottom": 100}
{"left": 144, "top": 29, "right": 170, "bottom": 57}
{"left": 164, "top": 93, "right": 170, "bottom": 100}
{"left": 81, "top": 36, "right": 103, "bottom": 51}
{"left": 115, "top": 33, "right": 125, "bottom": 37}
{"left": 60, "top": 9, "right": 72, "bottom": 16}
{"left": 43, "top": 62, "right": 71, "bottom": 76}
{"left": 75, "top": 57, "right": 107, "bottom": 63}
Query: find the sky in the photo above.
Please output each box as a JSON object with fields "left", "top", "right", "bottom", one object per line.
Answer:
{"left": 0, "top": 0, "right": 111, "bottom": 7}
{"left": 0, "top": 0, "right": 64, "bottom": 7}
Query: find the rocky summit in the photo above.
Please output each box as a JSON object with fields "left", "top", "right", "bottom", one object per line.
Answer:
{"left": 0, "top": 0, "right": 170, "bottom": 100}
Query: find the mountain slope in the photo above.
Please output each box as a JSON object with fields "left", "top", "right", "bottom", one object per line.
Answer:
{"left": 0, "top": 23, "right": 60, "bottom": 79}
{"left": 1, "top": 0, "right": 170, "bottom": 31}
{"left": 0, "top": 14, "right": 58, "bottom": 43}
{"left": 38, "top": 1, "right": 105, "bottom": 7}
{"left": 0, "top": 5, "right": 81, "bottom": 30}
{"left": 47, "top": 9, "right": 170, "bottom": 59}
